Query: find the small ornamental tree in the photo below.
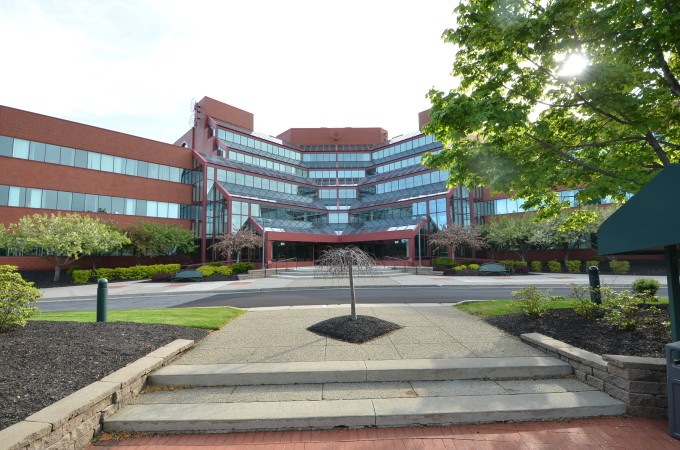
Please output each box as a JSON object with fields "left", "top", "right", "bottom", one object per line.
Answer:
{"left": 82, "top": 221, "right": 130, "bottom": 270}
{"left": 211, "top": 229, "right": 262, "bottom": 263}
{"left": 316, "top": 246, "right": 376, "bottom": 321}
{"left": 428, "top": 224, "right": 487, "bottom": 260}
{"left": 9, "top": 213, "right": 129, "bottom": 283}
{"left": 126, "top": 221, "right": 196, "bottom": 263}
{"left": 0, "top": 265, "right": 41, "bottom": 332}
{"left": 483, "top": 214, "right": 536, "bottom": 262}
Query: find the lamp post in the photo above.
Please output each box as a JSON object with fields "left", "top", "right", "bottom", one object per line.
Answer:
{"left": 259, "top": 218, "right": 272, "bottom": 277}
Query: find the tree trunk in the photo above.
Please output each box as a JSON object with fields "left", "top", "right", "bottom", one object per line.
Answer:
{"left": 53, "top": 264, "right": 61, "bottom": 284}
{"left": 349, "top": 264, "right": 357, "bottom": 320}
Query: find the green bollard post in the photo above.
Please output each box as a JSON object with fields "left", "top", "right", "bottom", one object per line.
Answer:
{"left": 588, "top": 266, "right": 601, "bottom": 305}
{"left": 97, "top": 278, "right": 108, "bottom": 322}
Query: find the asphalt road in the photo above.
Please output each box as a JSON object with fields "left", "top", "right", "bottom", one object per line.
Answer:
{"left": 37, "top": 285, "right": 667, "bottom": 312}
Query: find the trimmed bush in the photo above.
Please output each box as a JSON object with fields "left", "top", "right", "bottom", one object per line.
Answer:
{"left": 151, "top": 272, "right": 172, "bottom": 282}
{"left": 433, "top": 257, "right": 455, "bottom": 268}
{"left": 468, "top": 263, "right": 480, "bottom": 270}
{"left": 530, "top": 261, "right": 543, "bottom": 272}
{"left": 71, "top": 269, "right": 93, "bottom": 285}
{"left": 71, "top": 264, "right": 181, "bottom": 284}
{"left": 454, "top": 265, "right": 467, "bottom": 271}
{"left": 586, "top": 260, "right": 600, "bottom": 269}
{"left": 231, "top": 262, "right": 254, "bottom": 274}
{"left": 609, "top": 260, "right": 631, "bottom": 274}
{"left": 547, "top": 260, "right": 562, "bottom": 273}
{"left": 0, "top": 265, "right": 41, "bottom": 331}
{"left": 196, "top": 265, "right": 233, "bottom": 277}
{"left": 565, "top": 260, "right": 582, "bottom": 273}
{"left": 632, "top": 278, "right": 660, "bottom": 298}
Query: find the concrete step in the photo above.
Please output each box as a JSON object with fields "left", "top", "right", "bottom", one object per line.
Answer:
{"left": 268, "top": 266, "right": 410, "bottom": 279}
{"left": 148, "top": 357, "right": 574, "bottom": 386}
{"left": 104, "top": 390, "right": 626, "bottom": 433}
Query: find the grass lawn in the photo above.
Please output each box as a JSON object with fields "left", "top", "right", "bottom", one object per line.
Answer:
{"left": 30, "top": 307, "right": 244, "bottom": 330}
{"left": 457, "top": 298, "right": 669, "bottom": 317}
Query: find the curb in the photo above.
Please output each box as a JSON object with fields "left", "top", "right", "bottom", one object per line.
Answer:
{"left": 38, "top": 282, "right": 646, "bottom": 302}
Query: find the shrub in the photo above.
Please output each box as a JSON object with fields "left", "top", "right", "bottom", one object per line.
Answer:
{"left": 151, "top": 272, "right": 172, "bottom": 282}
{"left": 569, "top": 284, "right": 600, "bottom": 319}
{"left": 632, "top": 278, "right": 660, "bottom": 300}
{"left": 71, "top": 269, "right": 93, "bottom": 285}
{"left": 468, "top": 263, "right": 480, "bottom": 270}
{"left": 197, "top": 265, "right": 233, "bottom": 277}
{"left": 586, "top": 260, "right": 600, "bottom": 269}
{"left": 565, "top": 260, "right": 582, "bottom": 273}
{"left": 609, "top": 260, "right": 631, "bottom": 274}
{"left": 433, "top": 257, "right": 455, "bottom": 268}
{"left": 231, "top": 262, "right": 254, "bottom": 274}
{"left": 548, "top": 260, "right": 562, "bottom": 273}
{"left": 600, "top": 288, "right": 643, "bottom": 330}
{"left": 530, "top": 261, "right": 543, "bottom": 272}
{"left": 0, "top": 265, "right": 41, "bottom": 332}
{"left": 511, "top": 285, "right": 554, "bottom": 317}
{"left": 500, "top": 260, "right": 516, "bottom": 269}
{"left": 454, "top": 265, "right": 467, "bottom": 271}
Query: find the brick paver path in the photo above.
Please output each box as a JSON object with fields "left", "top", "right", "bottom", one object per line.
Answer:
{"left": 89, "top": 417, "right": 679, "bottom": 449}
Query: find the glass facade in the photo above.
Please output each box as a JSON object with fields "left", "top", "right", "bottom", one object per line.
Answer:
{"left": 0, "top": 184, "right": 187, "bottom": 219}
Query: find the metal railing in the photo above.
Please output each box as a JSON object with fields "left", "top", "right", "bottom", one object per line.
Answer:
{"left": 267, "top": 257, "right": 298, "bottom": 275}
{"left": 383, "top": 256, "right": 416, "bottom": 268}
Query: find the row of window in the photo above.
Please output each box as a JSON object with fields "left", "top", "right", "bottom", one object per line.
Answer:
{"left": 319, "top": 189, "right": 357, "bottom": 199}
{"left": 216, "top": 169, "right": 313, "bottom": 197}
{"left": 376, "top": 154, "right": 423, "bottom": 174}
{"left": 0, "top": 184, "right": 187, "bottom": 219}
{"left": 309, "top": 170, "right": 367, "bottom": 179}
{"left": 373, "top": 135, "right": 437, "bottom": 160}
{"left": 0, "top": 135, "right": 187, "bottom": 183}
{"left": 218, "top": 129, "right": 302, "bottom": 162}
{"left": 375, "top": 170, "right": 449, "bottom": 195}
{"left": 302, "top": 153, "right": 371, "bottom": 163}
{"left": 227, "top": 150, "right": 308, "bottom": 177}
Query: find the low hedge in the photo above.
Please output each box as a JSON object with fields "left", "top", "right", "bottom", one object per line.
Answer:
{"left": 71, "top": 264, "right": 181, "bottom": 285}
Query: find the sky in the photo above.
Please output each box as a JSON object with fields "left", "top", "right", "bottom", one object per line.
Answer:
{"left": 0, "top": 0, "right": 459, "bottom": 144}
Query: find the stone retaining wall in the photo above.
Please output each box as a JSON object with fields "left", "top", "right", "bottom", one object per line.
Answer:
{"left": 0, "top": 339, "right": 195, "bottom": 450}
{"left": 521, "top": 332, "right": 667, "bottom": 418}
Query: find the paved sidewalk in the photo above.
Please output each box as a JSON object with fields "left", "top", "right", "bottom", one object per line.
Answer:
{"left": 39, "top": 272, "right": 667, "bottom": 300}
{"left": 90, "top": 417, "right": 677, "bottom": 449}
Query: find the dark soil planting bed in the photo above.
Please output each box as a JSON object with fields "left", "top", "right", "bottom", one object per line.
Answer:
{"left": 486, "top": 305, "right": 671, "bottom": 358}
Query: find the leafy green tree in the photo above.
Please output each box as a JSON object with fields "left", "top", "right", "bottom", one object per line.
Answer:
{"left": 427, "top": 224, "right": 487, "bottom": 260}
{"left": 423, "top": 0, "right": 680, "bottom": 216}
{"left": 126, "top": 221, "right": 196, "bottom": 263}
{"left": 0, "top": 265, "right": 41, "bottom": 332}
{"left": 82, "top": 221, "right": 130, "bottom": 270}
{"left": 483, "top": 214, "right": 536, "bottom": 262}
{"left": 8, "top": 213, "right": 131, "bottom": 283}
{"left": 547, "top": 205, "right": 619, "bottom": 262}
{"left": 211, "top": 229, "right": 262, "bottom": 263}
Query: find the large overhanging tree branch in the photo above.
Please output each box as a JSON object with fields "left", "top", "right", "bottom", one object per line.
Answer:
{"left": 423, "top": 0, "right": 680, "bottom": 216}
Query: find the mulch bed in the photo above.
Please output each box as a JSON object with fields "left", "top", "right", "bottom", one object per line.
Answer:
{"left": 307, "top": 315, "right": 402, "bottom": 343}
{"left": 0, "top": 321, "right": 208, "bottom": 431}
{"left": 486, "top": 304, "right": 671, "bottom": 358}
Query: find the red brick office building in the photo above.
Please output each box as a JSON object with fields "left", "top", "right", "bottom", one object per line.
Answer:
{"left": 0, "top": 96, "right": 594, "bottom": 273}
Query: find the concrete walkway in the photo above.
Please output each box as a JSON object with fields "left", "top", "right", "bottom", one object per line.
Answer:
{"left": 39, "top": 272, "right": 667, "bottom": 300}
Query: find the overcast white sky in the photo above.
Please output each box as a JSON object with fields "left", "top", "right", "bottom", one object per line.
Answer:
{"left": 0, "top": 1, "right": 458, "bottom": 144}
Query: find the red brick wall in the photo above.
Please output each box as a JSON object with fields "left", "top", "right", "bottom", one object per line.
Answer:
{"left": 277, "top": 128, "right": 389, "bottom": 145}
{"left": 0, "top": 106, "right": 193, "bottom": 168}
{"left": 200, "top": 97, "right": 254, "bottom": 131}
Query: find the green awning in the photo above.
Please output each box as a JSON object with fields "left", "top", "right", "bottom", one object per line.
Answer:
{"left": 599, "top": 164, "right": 680, "bottom": 256}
